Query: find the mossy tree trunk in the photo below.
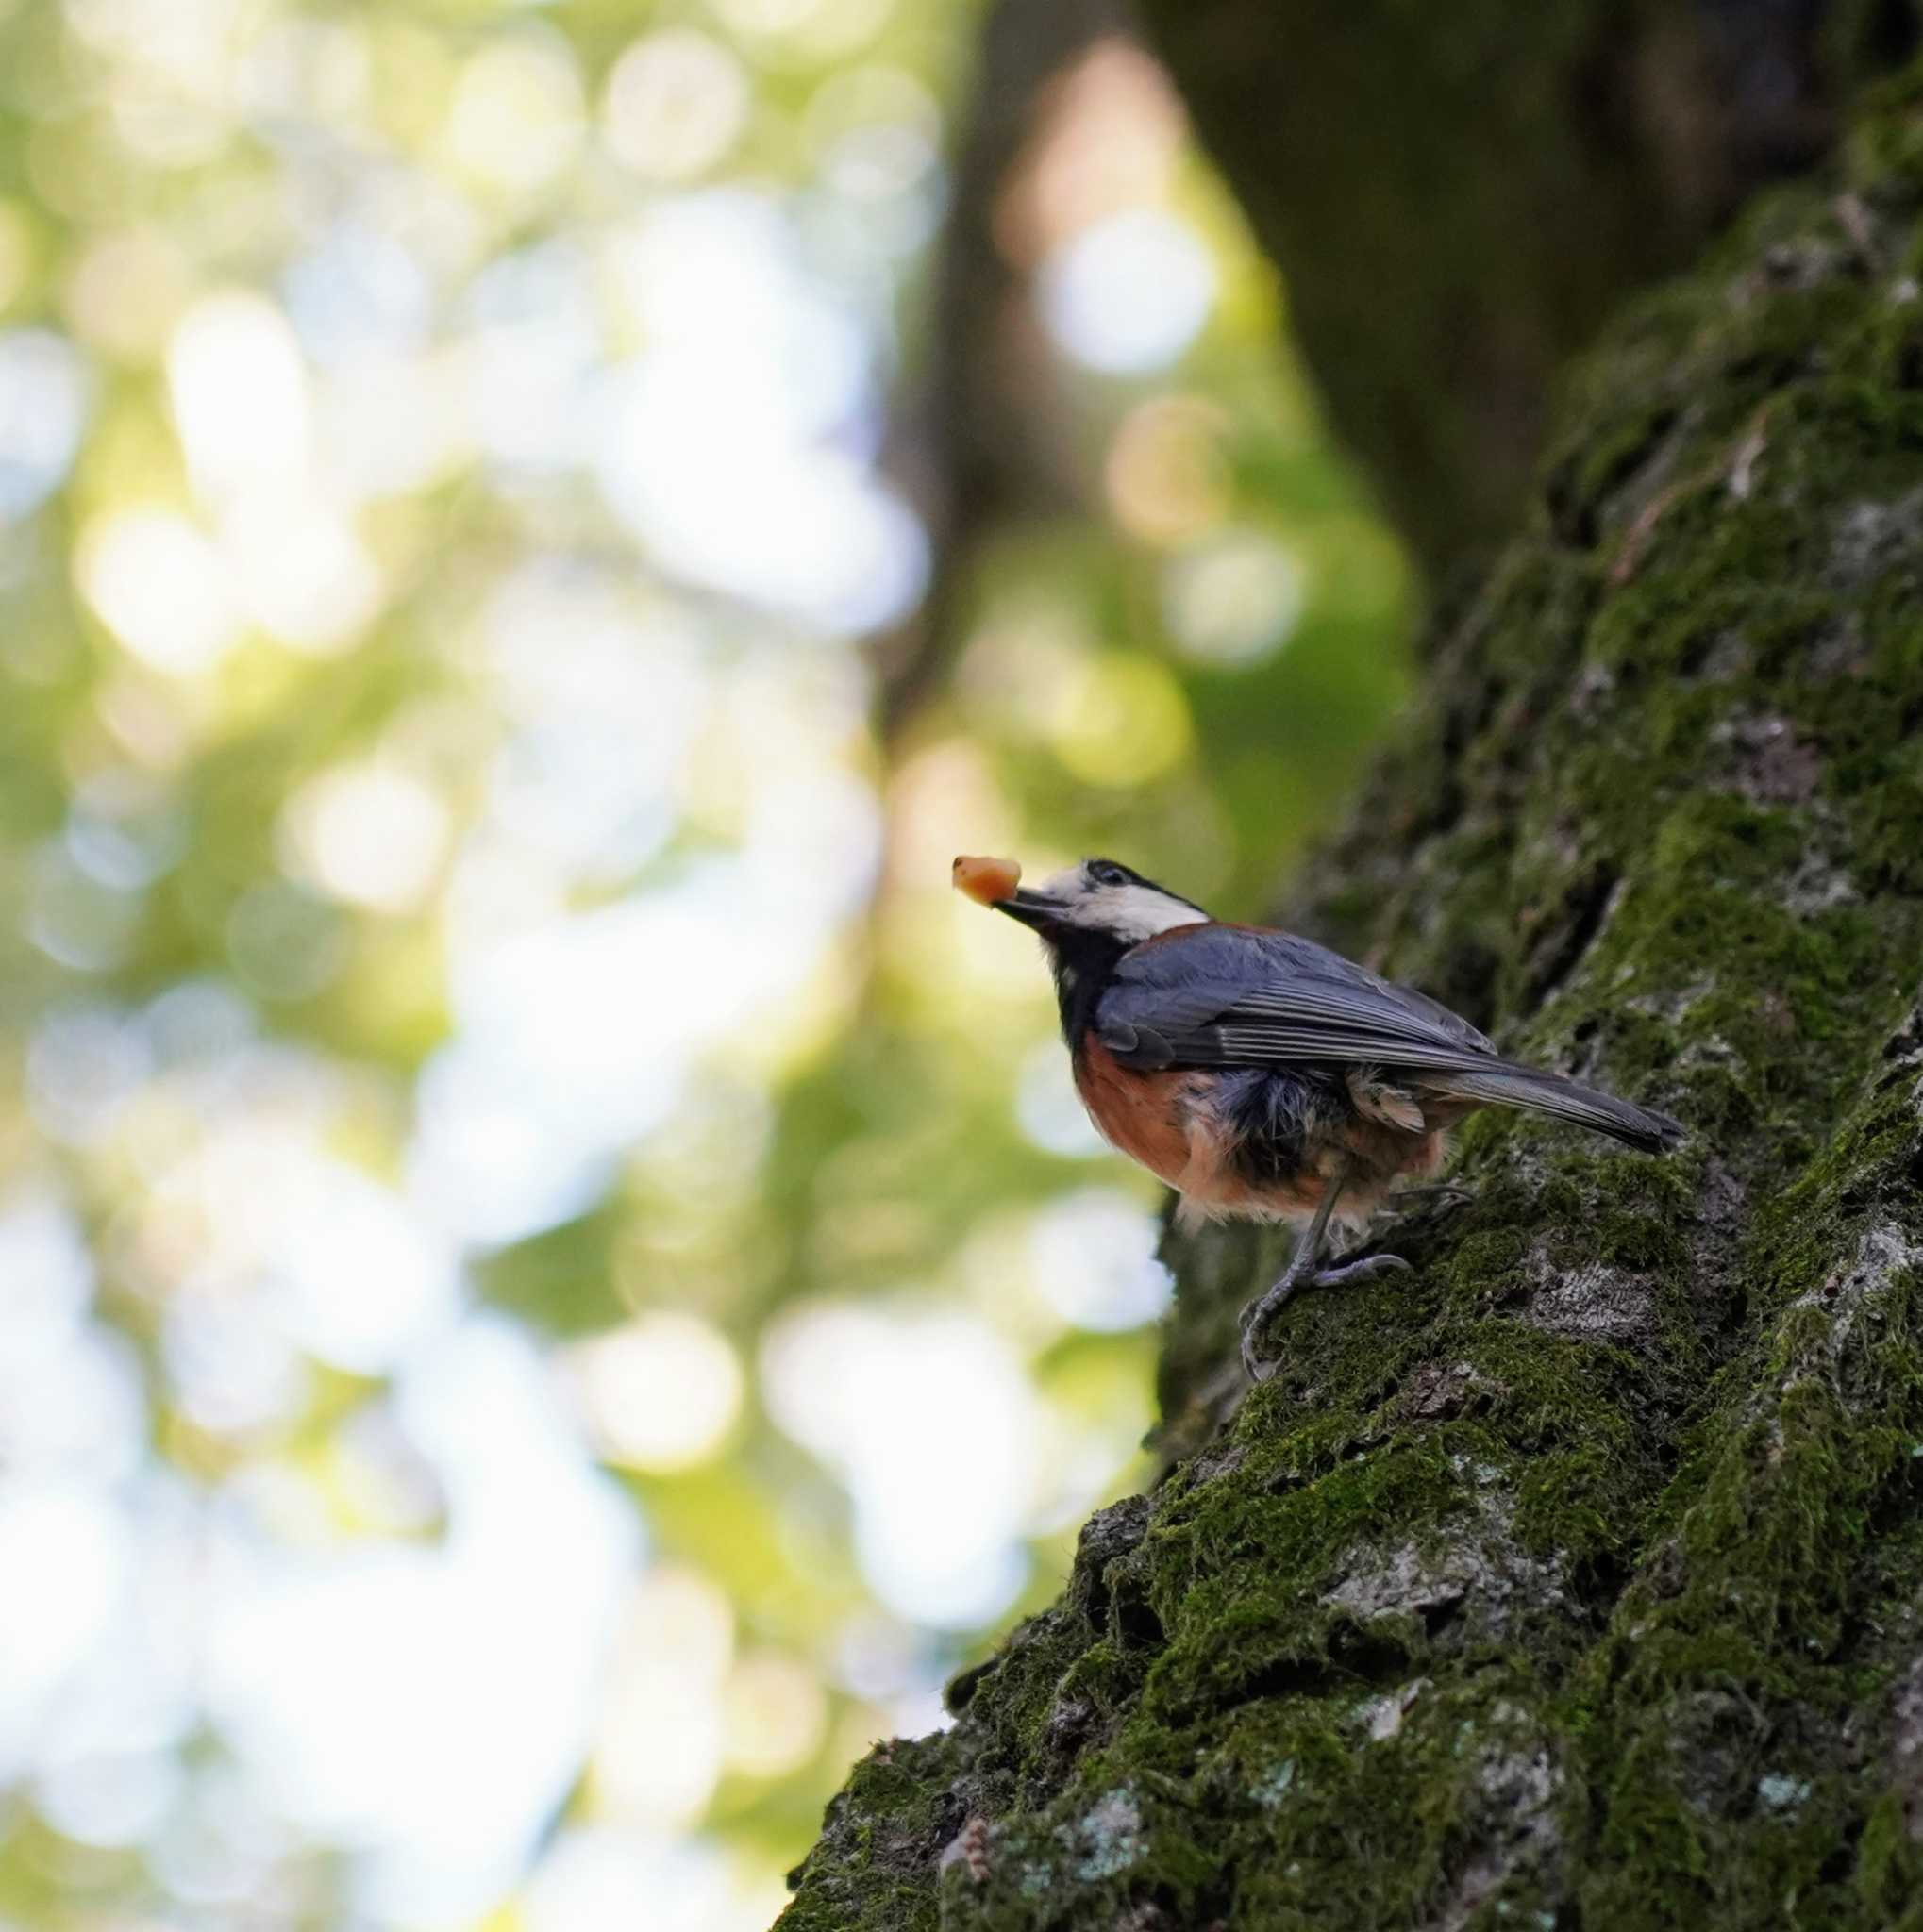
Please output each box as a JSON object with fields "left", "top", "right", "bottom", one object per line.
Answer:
{"left": 781, "top": 37, "right": 1923, "bottom": 1932}
{"left": 1138, "top": 0, "right": 1881, "bottom": 573}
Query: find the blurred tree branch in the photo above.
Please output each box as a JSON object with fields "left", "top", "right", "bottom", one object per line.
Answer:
{"left": 871, "top": 0, "right": 1131, "bottom": 741}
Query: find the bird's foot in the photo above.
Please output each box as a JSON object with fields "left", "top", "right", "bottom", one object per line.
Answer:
{"left": 1238, "top": 1254, "right": 1413, "bottom": 1384}
{"left": 1388, "top": 1181, "right": 1474, "bottom": 1212}
{"left": 1237, "top": 1274, "right": 1300, "bottom": 1385}
{"left": 1313, "top": 1253, "right": 1413, "bottom": 1289}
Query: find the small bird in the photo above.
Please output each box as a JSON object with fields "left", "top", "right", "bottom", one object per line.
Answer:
{"left": 955, "top": 855, "right": 1682, "bottom": 1381}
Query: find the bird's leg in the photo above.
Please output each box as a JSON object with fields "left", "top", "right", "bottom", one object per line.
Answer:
{"left": 1238, "top": 1164, "right": 1412, "bottom": 1383}
{"left": 1237, "top": 1173, "right": 1342, "bottom": 1383}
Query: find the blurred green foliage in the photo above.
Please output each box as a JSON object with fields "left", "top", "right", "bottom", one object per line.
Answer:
{"left": 0, "top": 0, "right": 1408, "bottom": 1925}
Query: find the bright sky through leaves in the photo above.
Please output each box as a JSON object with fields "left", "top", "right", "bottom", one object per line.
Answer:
{"left": 0, "top": 1, "right": 1409, "bottom": 1925}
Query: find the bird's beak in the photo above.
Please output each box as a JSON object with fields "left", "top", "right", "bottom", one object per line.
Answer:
{"left": 993, "top": 888, "right": 1062, "bottom": 932}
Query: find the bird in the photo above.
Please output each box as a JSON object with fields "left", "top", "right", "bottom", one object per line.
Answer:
{"left": 953, "top": 854, "right": 1683, "bottom": 1381}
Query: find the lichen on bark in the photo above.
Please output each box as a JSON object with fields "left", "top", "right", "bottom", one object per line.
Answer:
{"left": 780, "top": 61, "right": 1923, "bottom": 1932}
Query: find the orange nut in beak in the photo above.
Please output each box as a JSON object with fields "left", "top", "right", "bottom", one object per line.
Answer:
{"left": 952, "top": 855, "right": 1022, "bottom": 907}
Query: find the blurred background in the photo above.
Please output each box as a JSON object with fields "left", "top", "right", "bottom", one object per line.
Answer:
{"left": 0, "top": 0, "right": 1412, "bottom": 1924}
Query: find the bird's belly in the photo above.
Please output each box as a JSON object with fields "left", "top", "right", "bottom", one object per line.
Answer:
{"left": 1183, "top": 1117, "right": 1440, "bottom": 1231}
{"left": 1075, "top": 1047, "right": 1333, "bottom": 1227}
{"left": 1177, "top": 1155, "right": 1329, "bottom": 1226}
{"left": 1075, "top": 1043, "right": 1446, "bottom": 1232}
{"left": 1072, "top": 1042, "right": 1197, "bottom": 1189}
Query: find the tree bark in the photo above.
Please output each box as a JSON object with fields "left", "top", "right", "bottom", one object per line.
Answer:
{"left": 780, "top": 42, "right": 1923, "bottom": 1932}
{"left": 1135, "top": 0, "right": 1881, "bottom": 575}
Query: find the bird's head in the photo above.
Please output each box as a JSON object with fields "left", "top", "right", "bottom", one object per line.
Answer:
{"left": 953, "top": 855, "right": 1209, "bottom": 950}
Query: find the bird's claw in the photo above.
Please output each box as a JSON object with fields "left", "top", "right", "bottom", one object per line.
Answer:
{"left": 1237, "top": 1254, "right": 1413, "bottom": 1383}
{"left": 1391, "top": 1181, "right": 1473, "bottom": 1210}
{"left": 1312, "top": 1253, "right": 1414, "bottom": 1289}
{"left": 1237, "top": 1278, "right": 1296, "bottom": 1384}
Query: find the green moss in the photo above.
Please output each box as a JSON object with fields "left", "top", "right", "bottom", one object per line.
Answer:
{"left": 778, "top": 1732, "right": 963, "bottom": 1932}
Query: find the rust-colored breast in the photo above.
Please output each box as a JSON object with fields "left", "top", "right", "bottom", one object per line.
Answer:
{"left": 1072, "top": 1040, "right": 1193, "bottom": 1188}
{"left": 1074, "top": 1034, "right": 1447, "bottom": 1231}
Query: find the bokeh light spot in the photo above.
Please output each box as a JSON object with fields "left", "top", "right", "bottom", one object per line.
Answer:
{"left": 603, "top": 30, "right": 749, "bottom": 183}
{"left": 1040, "top": 209, "right": 1215, "bottom": 375}
{"left": 77, "top": 508, "right": 242, "bottom": 676}
{"left": 1045, "top": 652, "right": 1193, "bottom": 786}
{"left": 168, "top": 291, "right": 310, "bottom": 500}
{"left": 762, "top": 1304, "right": 1036, "bottom": 1627}
{"left": 570, "top": 1313, "right": 744, "bottom": 1474}
{"left": 66, "top": 228, "right": 192, "bottom": 362}
{"left": 284, "top": 763, "right": 451, "bottom": 915}
{"left": 445, "top": 35, "right": 585, "bottom": 194}
{"left": 1104, "top": 394, "right": 1231, "bottom": 546}
{"left": 1015, "top": 1041, "right": 1107, "bottom": 1158}
{"left": 1163, "top": 527, "right": 1306, "bottom": 665}
{"left": 0, "top": 329, "right": 89, "bottom": 519}
{"left": 220, "top": 492, "right": 383, "bottom": 655}
{"left": 1028, "top": 1190, "right": 1172, "bottom": 1332}
{"left": 592, "top": 1567, "right": 731, "bottom": 1826}
{"left": 714, "top": 0, "right": 895, "bottom": 60}
{"left": 723, "top": 1651, "right": 828, "bottom": 1778}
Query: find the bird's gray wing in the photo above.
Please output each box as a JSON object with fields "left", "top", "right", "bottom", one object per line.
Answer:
{"left": 1097, "top": 924, "right": 1683, "bottom": 1155}
{"left": 1095, "top": 924, "right": 1500, "bottom": 1074}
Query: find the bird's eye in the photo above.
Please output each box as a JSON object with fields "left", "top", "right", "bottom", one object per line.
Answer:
{"left": 1088, "top": 861, "right": 1128, "bottom": 887}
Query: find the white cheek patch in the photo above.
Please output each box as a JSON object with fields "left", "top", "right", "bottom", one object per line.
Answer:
{"left": 1029, "top": 867, "right": 1208, "bottom": 941}
{"left": 1076, "top": 885, "right": 1207, "bottom": 942}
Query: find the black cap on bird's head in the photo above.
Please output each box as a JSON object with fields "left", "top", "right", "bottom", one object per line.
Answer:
{"left": 977, "top": 857, "right": 1209, "bottom": 948}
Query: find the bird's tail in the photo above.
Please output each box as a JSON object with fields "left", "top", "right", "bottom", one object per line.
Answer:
{"left": 1433, "top": 1062, "right": 1683, "bottom": 1154}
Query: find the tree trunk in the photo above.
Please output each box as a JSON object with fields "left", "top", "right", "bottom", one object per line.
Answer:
{"left": 780, "top": 41, "right": 1923, "bottom": 1932}
{"left": 1138, "top": 0, "right": 1869, "bottom": 574}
